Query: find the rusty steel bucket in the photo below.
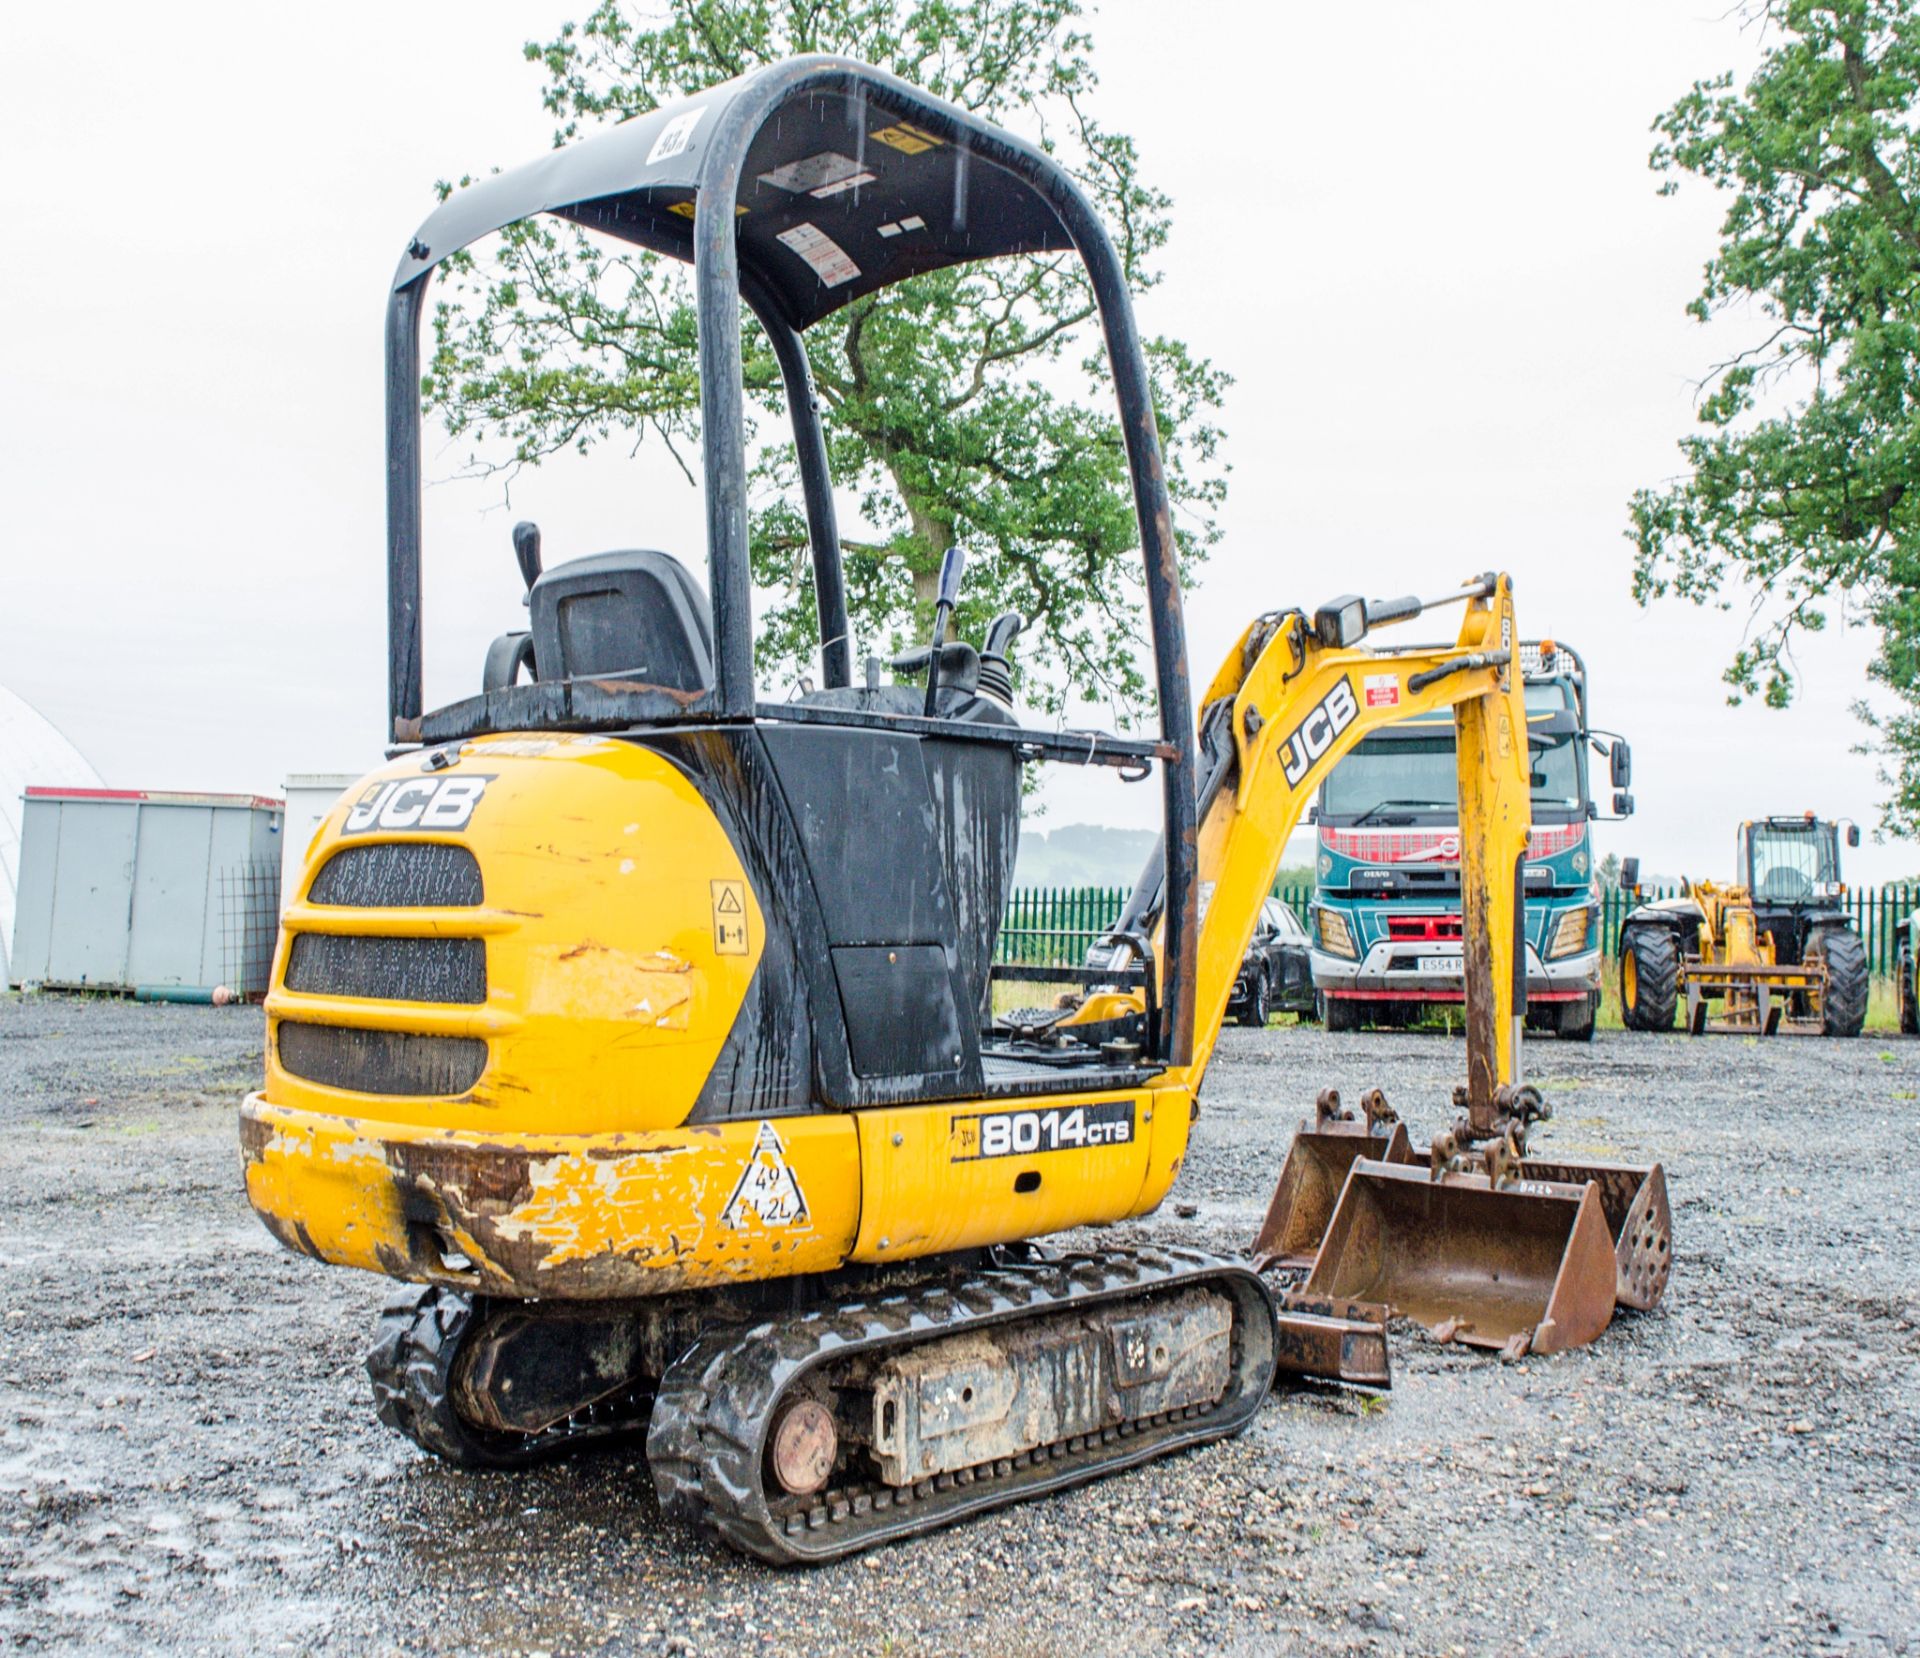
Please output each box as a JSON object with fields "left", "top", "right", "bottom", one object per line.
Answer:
{"left": 1252, "top": 1089, "right": 1414, "bottom": 1273}
{"left": 1510, "top": 1157, "right": 1672, "bottom": 1311}
{"left": 1302, "top": 1159, "right": 1619, "bottom": 1359}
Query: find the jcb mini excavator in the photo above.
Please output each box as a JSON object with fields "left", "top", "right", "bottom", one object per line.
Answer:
{"left": 242, "top": 56, "right": 1668, "bottom": 1562}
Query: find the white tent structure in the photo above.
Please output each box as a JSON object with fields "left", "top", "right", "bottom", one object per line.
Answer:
{"left": 1, "top": 685, "right": 103, "bottom": 984}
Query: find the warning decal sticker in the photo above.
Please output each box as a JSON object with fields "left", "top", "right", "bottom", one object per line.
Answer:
{"left": 711, "top": 879, "right": 749, "bottom": 955}
{"left": 666, "top": 198, "right": 749, "bottom": 220}
{"left": 871, "top": 122, "right": 942, "bottom": 154}
{"left": 775, "top": 222, "right": 861, "bottom": 288}
{"left": 1363, "top": 673, "right": 1400, "bottom": 709}
{"left": 721, "top": 1121, "right": 809, "bottom": 1229}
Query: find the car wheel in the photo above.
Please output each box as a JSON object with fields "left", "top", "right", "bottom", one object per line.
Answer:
{"left": 1238, "top": 968, "right": 1271, "bottom": 1028}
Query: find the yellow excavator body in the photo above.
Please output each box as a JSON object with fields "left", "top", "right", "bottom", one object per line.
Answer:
{"left": 244, "top": 54, "right": 1669, "bottom": 1563}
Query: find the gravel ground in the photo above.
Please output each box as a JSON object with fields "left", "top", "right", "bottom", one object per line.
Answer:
{"left": 1, "top": 994, "right": 1915, "bottom": 1656}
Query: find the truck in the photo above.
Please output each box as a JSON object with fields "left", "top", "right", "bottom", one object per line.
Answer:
{"left": 1305, "top": 642, "right": 1632, "bottom": 1041}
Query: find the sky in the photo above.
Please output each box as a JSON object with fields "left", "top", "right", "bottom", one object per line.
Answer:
{"left": 3, "top": 0, "right": 1912, "bottom": 882}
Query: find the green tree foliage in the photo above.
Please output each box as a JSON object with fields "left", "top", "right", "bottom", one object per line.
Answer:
{"left": 424, "top": 0, "right": 1227, "bottom": 722}
{"left": 1630, "top": 0, "right": 1920, "bottom": 832}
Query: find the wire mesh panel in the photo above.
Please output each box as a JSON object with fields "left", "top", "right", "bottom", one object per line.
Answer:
{"left": 220, "top": 860, "right": 282, "bottom": 999}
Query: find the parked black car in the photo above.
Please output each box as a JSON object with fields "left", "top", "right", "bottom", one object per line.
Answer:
{"left": 1083, "top": 898, "right": 1314, "bottom": 1029}
{"left": 1229, "top": 899, "right": 1316, "bottom": 1026}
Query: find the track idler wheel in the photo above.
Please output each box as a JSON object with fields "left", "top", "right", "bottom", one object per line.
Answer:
{"left": 368, "top": 1286, "right": 650, "bottom": 1470}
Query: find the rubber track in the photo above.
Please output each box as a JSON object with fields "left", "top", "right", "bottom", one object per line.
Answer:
{"left": 646, "top": 1246, "right": 1279, "bottom": 1564}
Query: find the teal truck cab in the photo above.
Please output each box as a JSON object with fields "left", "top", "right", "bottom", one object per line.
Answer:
{"left": 1306, "top": 643, "right": 1632, "bottom": 1041}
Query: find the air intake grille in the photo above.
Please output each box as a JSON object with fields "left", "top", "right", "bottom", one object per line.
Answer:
{"left": 307, "top": 843, "right": 483, "bottom": 908}
{"left": 285, "top": 935, "right": 486, "bottom": 1004}
{"left": 277, "top": 1022, "right": 487, "bottom": 1097}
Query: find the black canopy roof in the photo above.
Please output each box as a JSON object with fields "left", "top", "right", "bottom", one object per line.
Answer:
{"left": 393, "top": 55, "right": 1079, "bottom": 331}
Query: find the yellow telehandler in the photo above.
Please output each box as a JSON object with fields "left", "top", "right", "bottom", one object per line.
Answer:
{"left": 241, "top": 55, "right": 1667, "bottom": 1562}
{"left": 1617, "top": 816, "right": 1868, "bottom": 1035}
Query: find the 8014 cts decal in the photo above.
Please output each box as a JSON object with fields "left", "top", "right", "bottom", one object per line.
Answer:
{"left": 950, "top": 1100, "right": 1135, "bottom": 1162}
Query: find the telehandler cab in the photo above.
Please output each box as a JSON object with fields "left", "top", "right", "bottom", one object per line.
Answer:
{"left": 242, "top": 55, "right": 1668, "bottom": 1562}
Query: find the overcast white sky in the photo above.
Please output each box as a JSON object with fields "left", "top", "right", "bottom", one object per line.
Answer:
{"left": 4, "top": 1, "right": 1910, "bottom": 880}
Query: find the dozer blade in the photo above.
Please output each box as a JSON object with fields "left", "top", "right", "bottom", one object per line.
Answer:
{"left": 1514, "top": 1158, "right": 1672, "bottom": 1311}
{"left": 1303, "top": 1159, "right": 1618, "bottom": 1358}
{"left": 1252, "top": 1090, "right": 1414, "bottom": 1272}
{"left": 1272, "top": 1290, "right": 1391, "bottom": 1389}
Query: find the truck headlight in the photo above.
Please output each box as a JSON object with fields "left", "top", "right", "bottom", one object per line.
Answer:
{"left": 1548, "top": 908, "right": 1591, "bottom": 959}
{"left": 1316, "top": 908, "right": 1357, "bottom": 959}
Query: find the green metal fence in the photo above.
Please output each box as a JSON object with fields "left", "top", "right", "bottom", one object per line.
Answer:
{"left": 995, "top": 881, "right": 1919, "bottom": 973}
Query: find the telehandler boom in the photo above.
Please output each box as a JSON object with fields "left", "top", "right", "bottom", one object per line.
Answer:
{"left": 242, "top": 55, "right": 1667, "bottom": 1562}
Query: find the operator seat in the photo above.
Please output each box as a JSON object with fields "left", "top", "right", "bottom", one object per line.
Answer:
{"left": 528, "top": 549, "right": 714, "bottom": 690}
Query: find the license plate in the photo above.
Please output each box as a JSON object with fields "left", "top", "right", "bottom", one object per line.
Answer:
{"left": 1416, "top": 955, "right": 1460, "bottom": 975}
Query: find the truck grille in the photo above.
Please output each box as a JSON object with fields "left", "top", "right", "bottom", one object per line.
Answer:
{"left": 284, "top": 934, "right": 486, "bottom": 1004}
{"left": 276, "top": 1022, "right": 487, "bottom": 1096}
{"left": 307, "top": 843, "right": 483, "bottom": 908}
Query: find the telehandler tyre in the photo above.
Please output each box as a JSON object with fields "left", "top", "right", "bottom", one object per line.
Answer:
{"left": 1810, "top": 926, "right": 1868, "bottom": 1038}
{"left": 1620, "top": 926, "right": 1678, "bottom": 1032}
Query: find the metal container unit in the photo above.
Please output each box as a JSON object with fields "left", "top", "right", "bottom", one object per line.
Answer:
{"left": 279, "top": 774, "right": 359, "bottom": 914}
{"left": 9, "top": 788, "right": 283, "bottom": 996}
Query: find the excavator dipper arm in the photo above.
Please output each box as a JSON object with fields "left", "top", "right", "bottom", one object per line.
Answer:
{"left": 1174, "top": 573, "right": 1531, "bottom": 1106}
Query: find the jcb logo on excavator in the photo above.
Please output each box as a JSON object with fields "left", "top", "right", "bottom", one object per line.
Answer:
{"left": 343, "top": 775, "right": 493, "bottom": 835}
{"left": 1279, "top": 680, "right": 1358, "bottom": 788}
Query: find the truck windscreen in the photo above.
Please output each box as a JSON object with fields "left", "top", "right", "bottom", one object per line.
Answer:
{"left": 1321, "top": 697, "right": 1586, "bottom": 822}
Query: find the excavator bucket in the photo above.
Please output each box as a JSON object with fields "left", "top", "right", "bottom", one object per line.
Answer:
{"left": 1303, "top": 1159, "right": 1619, "bottom": 1358}
{"left": 1511, "top": 1157, "right": 1672, "bottom": 1311}
{"left": 1251, "top": 1088, "right": 1413, "bottom": 1272}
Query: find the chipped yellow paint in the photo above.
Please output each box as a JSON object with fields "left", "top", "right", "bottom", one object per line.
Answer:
{"left": 267, "top": 732, "right": 761, "bottom": 1135}
{"left": 241, "top": 1095, "right": 860, "bottom": 1295}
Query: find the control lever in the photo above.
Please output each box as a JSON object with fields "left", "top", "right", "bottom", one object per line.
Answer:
{"left": 512, "top": 521, "right": 543, "bottom": 605}
{"left": 923, "top": 545, "right": 968, "bottom": 716}
{"left": 978, "top": 611, "right": 1025, "bottom": 706}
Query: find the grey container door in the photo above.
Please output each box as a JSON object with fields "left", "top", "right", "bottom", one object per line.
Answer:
{"left": 19, "top": 799, "right": 140, "bottom": 986}
{"left": 127, "top": 805, "right": 218, "bottom": 988}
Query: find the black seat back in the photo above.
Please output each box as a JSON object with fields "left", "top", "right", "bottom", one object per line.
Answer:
{"left": 529, "top": 550, "right": 713, "bottom": 690}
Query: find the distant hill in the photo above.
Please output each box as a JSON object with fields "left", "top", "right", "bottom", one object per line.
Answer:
{"left": 1012, "top": 822, "right": 1315, "bottom": 895}
{"left": 1013, "top": 824, "right": 1158, "bottom": 889}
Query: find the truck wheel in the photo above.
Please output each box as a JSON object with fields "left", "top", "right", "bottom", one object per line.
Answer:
{"left": 1900, "top": 943, "right": 1918, "bottom": 1037}
{"left": 1238, "top": 968, "right": 1271, "bottom": 1028}
{"left": 1810, "top": 926, "right": 1868, "bottom": 1038}
{"left": 1554, "top": 991, "right": 1597, "bottom": 1043}
{"left": 1320, "top": 992, "right": 1360, "bottom": 1033}
{"left": 1620, "top": 926, "right": 1678, "bottom": 1032}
